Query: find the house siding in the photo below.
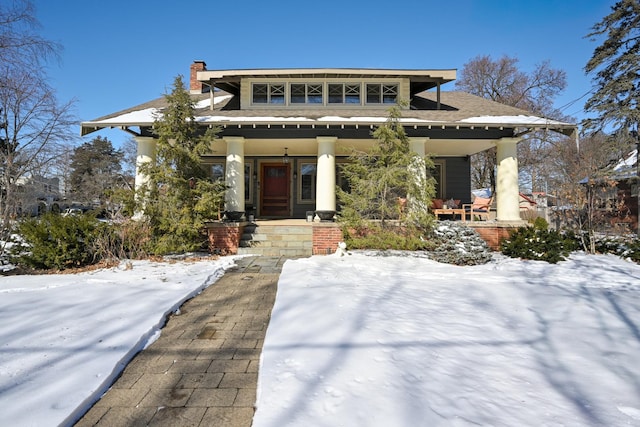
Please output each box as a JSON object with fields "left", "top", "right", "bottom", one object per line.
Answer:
{"left": 439, "top": 156, "right": 472, "bottom": 203}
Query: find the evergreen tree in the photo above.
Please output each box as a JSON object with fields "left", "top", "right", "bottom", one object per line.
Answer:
{"left": 69, "top": 136, "right": 123, "bottom": 206}
{"left": 585, "top": 0, "right": 640, "bottom": 236}
{"left": 139, "top": 75, "right": 224, "bottom": 254}
{"left": 337, "top": 103, "right": 436, "bottom": 236}
{"left": 584, "top": 0, "right": 640, "bottom": 135}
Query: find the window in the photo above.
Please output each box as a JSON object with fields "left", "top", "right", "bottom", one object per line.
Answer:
{"left": 252, "top": 83, "right": 285, "bottom": 104}
{"left": 299, "top": 163, "right": 317, "bottom": 202}
{"left": 328, "top": 84, "right": 361, "bottom": 104}
{"left": 308, "top": 84, "right": 323, "bottom": 104}
{"left": 253, "top": 81, "right": 397, "bottom": 106}
{"left": 366, "top": 84, "right": 398, "bottom": 104}
{"left": 366, "top": 84, "right": 381, "bottom": 103}
{"left": 252, "top": 84, "right": 268, "bottom": 104}
{"left": 328, "top": 84, "right": 343, "bottom": 104}
{"left": 244, "top": 163, "right": 252, "bottom": 202}
{"left": 270, "top": 84, "right": 285, "bottom": 104}
{"left": 290, "top": 83, "right": 323, "bottom": 104}
{"left": 290, "top": 84, "right": 305, "bottom": 104}
{"left": 210, "top": 163, "right": 224, "bottom": 181}
{"left": 432, "top": 161, "right": 445, "bottom": 199}
{"left": 382, "top": 84, "right": 398, "bottom": 103}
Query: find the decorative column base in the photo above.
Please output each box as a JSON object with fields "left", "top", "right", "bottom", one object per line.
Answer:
{"left": 223, "top": 211, "right": 245, "bottom": 222}
{"left": 315, "top": 210, "right": 336, "bottom": 222}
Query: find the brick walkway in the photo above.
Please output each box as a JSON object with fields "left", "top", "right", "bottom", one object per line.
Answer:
{"left": 74, "top": 256, "right": 284, "bottom": 427}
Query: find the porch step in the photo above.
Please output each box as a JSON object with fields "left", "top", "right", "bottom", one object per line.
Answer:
{"left": 237, "top": 223, "right": 313, "bottom": 257}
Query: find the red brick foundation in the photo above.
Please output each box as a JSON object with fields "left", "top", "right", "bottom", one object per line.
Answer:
{"left": 205, "top": 222, "right": 243, "bottom": 255}
{"left": 313, "top": 223, "right": 343, "bottom": 255}
{"left": 468, "top": 223, "right": 520, "bottom": 251}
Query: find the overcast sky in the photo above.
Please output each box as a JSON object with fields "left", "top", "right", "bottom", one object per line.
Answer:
{"left": 31, "top": 0, "right": 614, "bottom": 148}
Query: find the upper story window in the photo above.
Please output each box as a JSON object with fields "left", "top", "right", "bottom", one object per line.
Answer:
{"left": 366, "top": 84, "right": 398, "bottom": 104}
{"left": 290, "top": 83, "right": 323, "bottom": 104}
{"left": 251, "top": 81, "right": 399, "bottom": 106}
{"left": 328, "top": 84, "right": 360, "bottom": 104}
{"left": 252, "top": 83, "right": 285, "bottom": 104}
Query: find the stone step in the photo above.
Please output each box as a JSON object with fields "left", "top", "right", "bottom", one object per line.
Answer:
{"left": 238, "top": 223, "right": 313, "bottom": 256}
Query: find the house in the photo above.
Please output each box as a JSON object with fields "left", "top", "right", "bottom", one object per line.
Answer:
{"left": 14, "top": 175, "right": 62, "bottom": 216}
{"left": 80, "top": 61, "right": 577, "bottom": 252}
{"left": 583, "top": 148, "right": 639, "bottom": 233}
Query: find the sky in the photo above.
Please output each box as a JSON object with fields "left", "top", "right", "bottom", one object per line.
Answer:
{"left": 29, "top": 0, "right": 615, "bottom": 149}
{"left": 0, "top": 249, "right": 639, "bottom": 426}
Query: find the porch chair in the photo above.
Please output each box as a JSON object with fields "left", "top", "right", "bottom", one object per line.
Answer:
{"left": 463, "top": 196, "right": 492, "bottom": 221}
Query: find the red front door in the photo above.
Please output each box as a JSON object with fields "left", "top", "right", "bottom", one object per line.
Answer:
{"left": 261, "top": 164, "right": 290, "bottom": 217}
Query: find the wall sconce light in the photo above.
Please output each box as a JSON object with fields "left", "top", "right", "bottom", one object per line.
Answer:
{"left": 253, "top": 172, "right": 257, "bottom": 180}
{"left": 283, "top": 147, "right": 289, "bottom": 164}
{"left": 293, "top": 171, "right": 298, "bottom": 180}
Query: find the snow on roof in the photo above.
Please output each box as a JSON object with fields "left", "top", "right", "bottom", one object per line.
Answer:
{"left": 85, "top": 107, "right": 158, "bottom": 125}
{"left": 194, "top": 95, "right": 233, "bottom": 109}
{"left": 460, "top": 115, "right": 572, "bottom": 126}
{"left": 613, "top": 148, "right": 638, "bottom": 172}
{"left": 81, "top": 95, "right": 575, "bottom": 135}
{"left": 84, "top": 95, "right": 235, "bottom": 125}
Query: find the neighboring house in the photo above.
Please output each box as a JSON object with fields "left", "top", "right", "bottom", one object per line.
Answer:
{"left": 81, "top": 61, "right": 576, "bottom": 225}
{"left": 585, "top": 148, "right": 639, "bottom": 233}
{"left": 14, "top": 175, "right": 62, "bottom": 216}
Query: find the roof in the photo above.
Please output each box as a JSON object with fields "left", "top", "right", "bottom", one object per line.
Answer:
{"left": 196, "top": 68, "right": 457, "bottom": 95}
{"left": 81, "top": 90, "right": 576, "bottom": 138}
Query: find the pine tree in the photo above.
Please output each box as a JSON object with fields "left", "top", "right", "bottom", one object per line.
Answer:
{"left": 139, "top": 75, "right": 224, "bottom": 254}
{"left": 69, "top": 136, "right": 123, "bottom": 206}
{"left": 585, "top": 0, "right": 640, "bottom": 236}
{"left": 584, "top": 0, "right": 640, "bottom": 135}
{"left": 337, "top": 103, "right": 436, "bottom": 238}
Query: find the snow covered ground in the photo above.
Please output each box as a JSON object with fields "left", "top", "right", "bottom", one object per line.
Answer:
{"left": 0, "top": 252, "right": 639, "bottom": 426}
{"left": 254, "top": 252, "right": 640, "bottom": 427}
{"left": 0, "top": 256, "right": 237, "bottom": 426}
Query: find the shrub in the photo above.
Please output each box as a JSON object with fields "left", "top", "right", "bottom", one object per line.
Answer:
{"left": 591, "top": 234, "right": 640, "bottom": 264}
{"left": 92, "top": 219, "right": 151, "bottom": 260}
{"left": 501, "top": 225, "right": 574, "bottom": 264}
{"left": 343, "top": 222, "right": 432, "bottom": 251}
{"left": 425, "top": 221, "right": 492, "bottom": 265}
{"left": 12, "top": 212, "right": 107, "bottom": 270}
{"left": 532, "top": 216, "right": 549, "bottom": 230}
{"left": 624, "top": 238, "right": 640, "bottom": 264}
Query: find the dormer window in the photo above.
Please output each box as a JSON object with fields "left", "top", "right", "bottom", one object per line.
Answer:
{"left": 251, "top": 81, "right": 399, "bottom": 106}
{"left": 252, "top": 83, "right": 285, "bottom": 104}
{"left": 366, "top": 84, "right": 398, "bottom": 104}
{"left": 328, "top": 84, "right": 360, "bottom": 104}
{"left": 290, "top": 84, "right": 323, "bottom": 104}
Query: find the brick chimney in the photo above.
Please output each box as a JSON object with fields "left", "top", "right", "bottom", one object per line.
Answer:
{"left": 190, "top": 60, "right": 206, "bottom": 93}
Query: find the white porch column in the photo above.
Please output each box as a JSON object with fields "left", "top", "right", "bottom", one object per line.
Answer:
{"left": 224, "top": 136, "right": 245, "bottom": 214}
{"left": 316, "top": 136, "right": 337, "bottom": 216}
{"left": 408, "top": 137, "right": 430, "bottom": 212}
{"left": 409, "top": 137, "right": 428, "bottom": 181}
{"left": 409, "top": 137, "right": 427, "bottom": 157}
{"left": 495, "top": 137, "right": 522, "bottom": 222}
{"left": 134, "top": 136, "right": 156, "bottom": 192}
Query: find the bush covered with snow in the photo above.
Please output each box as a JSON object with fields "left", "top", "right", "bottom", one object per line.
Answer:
{"left": 424, "top": 221, "right": 492, "bottom": 265}
{"left": 592, "top": 234, "right": 640, "bottom": 264}
{"left": 501, "top": 224, "right": 576, "bottom": 264}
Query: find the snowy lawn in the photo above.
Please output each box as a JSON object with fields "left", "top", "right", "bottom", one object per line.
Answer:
{"left": 1, "top": 252, "right": 639, "bottom": 426}
{"left": 254, "top": 252, "right": 640, "bottom": 427}
{"left": 0, "top": 257, "right": 237, "bottom": 427}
